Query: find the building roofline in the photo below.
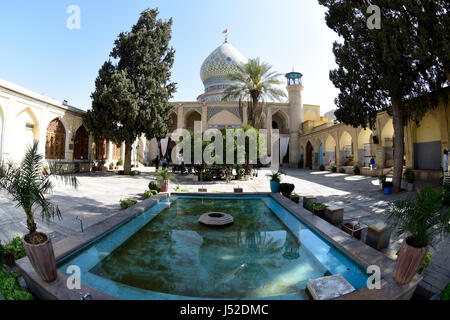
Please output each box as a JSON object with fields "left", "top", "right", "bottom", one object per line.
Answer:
{"left": 0, "top": 78, "right": 86, "bottom": 114}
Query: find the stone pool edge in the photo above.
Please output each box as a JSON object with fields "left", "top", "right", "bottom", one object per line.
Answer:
{"left": 268, "top": 193, "right": 422, "bottom": 300}
{"left": 15, "top": 192, "right": 421, "bottom": 300}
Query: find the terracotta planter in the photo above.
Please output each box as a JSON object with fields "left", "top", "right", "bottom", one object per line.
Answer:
{"left": 395, "top": 237, "right": 429, "bottom": 285}
{"left": 22, "top": 234, "right": 57, "bottom": 283}
{"left": 160, "top": 180, "right": 169, "bottom": 192}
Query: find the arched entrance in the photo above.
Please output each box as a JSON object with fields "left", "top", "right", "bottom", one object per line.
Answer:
{"left": 112, "top": 143, "right": 123, "bottom": 160}
{"left": 46, "top": 118, "right": 66, "bottom": 160}
{"left": 339, "top": 131, "right": 353, "bottom": 166}
{"left": 15, "top": 108, "right": 39, "bottom": 161}
{"left": 306, "top": 141, "right": 313, "bottom": 169}
{"left": 73, "top": 125, "right": 89, "bottom": 160}
{"left": 95, "top": 137, "right": 107, "bottom": 160}
{"left": 169, "top": 112, "right": 177, "bottom": 133}
{"left": 325, "top": 135, "right": 336, "bottom": 166}
{"left": 358, "top": 128, "right": 375, "bottom": 167}
{"left": 381, "top": 120, "right": 394, "bottom": 168}
{"left": 185, "top": 110, "right": 202, "bottom": 131}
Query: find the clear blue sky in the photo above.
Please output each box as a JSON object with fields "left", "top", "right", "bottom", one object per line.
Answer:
{"left": 0, "top": 0, "right": 340, "bottom": 114}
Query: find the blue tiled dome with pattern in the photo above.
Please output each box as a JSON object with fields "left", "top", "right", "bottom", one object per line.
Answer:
{"left": 198, "top": 41, "right": 247, "bottom": 102}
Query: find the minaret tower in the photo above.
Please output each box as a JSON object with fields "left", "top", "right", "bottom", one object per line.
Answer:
{"left": 285, "top": 71, "right": 304, "bottom": 168}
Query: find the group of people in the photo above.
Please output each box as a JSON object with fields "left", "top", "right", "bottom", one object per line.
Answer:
{"left": 154, "top": 155, "right": 169, "bottom": 170}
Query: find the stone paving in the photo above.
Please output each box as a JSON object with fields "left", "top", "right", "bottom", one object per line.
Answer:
{"left": 0, "top": 166, "right": 448, "bottom": 298}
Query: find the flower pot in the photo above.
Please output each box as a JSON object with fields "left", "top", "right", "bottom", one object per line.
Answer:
{"left": 395, "top": 237, "right": 429, "bottom": 285}
{"left": 313, "top": 208, "right": 326, "bottom": 219}
{"left": 270, "top": 180, "right": 280, "bottom": 193}
{"left": 160, "top": 180, "right": 169, "bottom": 193}
{"left": 290, "top": 196, "right": 300, "bottom": 204}
{"left": 22, "top": 233, "right": 57, "bottom": 283}
{"left": 384, "top": 187, "right": 392, "bottom": 195}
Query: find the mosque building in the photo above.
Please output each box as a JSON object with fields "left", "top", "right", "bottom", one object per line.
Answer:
{"left": 0, "top": 40, "right": 448, "bottom": 181}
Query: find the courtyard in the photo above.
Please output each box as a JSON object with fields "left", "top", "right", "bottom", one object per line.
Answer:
{"left": 1, "top": 167, "right": 448, "bottom": 299}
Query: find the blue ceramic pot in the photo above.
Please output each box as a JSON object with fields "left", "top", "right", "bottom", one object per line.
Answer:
{"left": 270, "top": 180, "right": 280, "bottom": 193}
{"left": 384, "top": 187, "right": 392, "bottom": 195}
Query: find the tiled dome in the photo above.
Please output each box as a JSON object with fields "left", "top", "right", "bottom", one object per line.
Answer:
{"left": 198, "top": 41, "right": 247, "bottom": 102}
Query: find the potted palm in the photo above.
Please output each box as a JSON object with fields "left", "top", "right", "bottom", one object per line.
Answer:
{"left": 267, "top": 171, "right": 284, "bottom": 193}
{"left": 0, "top": 142, "right": 78, "bottom": 282}
{"left": 387, "top": 186, "right": 450, "bottom": 285}
{"left": 155, "top": 170, "right": 174, "bottom": 193}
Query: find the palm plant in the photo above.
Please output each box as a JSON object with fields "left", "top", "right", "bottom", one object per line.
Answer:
{"left": 387, "top": 186, "right": 450, "bottom": 248}
{"left": 0, "top": 141, "right": 78, "bottom": 244}
{"left": 154, "top": 169, "right": 174, "bottom": 182}
{"left": 222, "top": 58, "right": 286, "bottom": 128}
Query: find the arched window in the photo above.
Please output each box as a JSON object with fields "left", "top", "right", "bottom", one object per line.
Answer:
{"left": 73, "top": 126, "right": 89, "bottom": 160}
{"left": 46, "top": 118, "right": 66, "bottom": 160}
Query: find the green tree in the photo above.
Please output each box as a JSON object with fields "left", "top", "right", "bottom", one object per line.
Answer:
{"left": 222, "top": 58, "right": 286, "bottom": 129}
{"left": 318, "top": 0, "right": 448, "bottom": 192}
{"left": 84, "top": 8, "right": 176, "bottom": 174}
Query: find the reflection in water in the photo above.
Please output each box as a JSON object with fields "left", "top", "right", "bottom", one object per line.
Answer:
{"left": 90, "top": 198, "right": 324, "bottom": 298}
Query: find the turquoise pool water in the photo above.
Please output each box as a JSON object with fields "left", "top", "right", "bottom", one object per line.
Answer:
{"left": 58, "top": 195, "right": 368, "bottom": 300}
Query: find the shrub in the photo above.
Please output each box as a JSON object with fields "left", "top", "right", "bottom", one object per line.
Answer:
{"left": 144, "top": 191, "right": 153, "bottom": 199}
{"left": 0, "top": 244, "right": 5, "bottom": 266}
{"left": 339, "top": 167, "right": 346, "bottom": 174}
{"left": 319, "top": 165, "right": 325, "bottom": 171}
{"left": 148, "top": 181, "right": 161, "bottom": 192}
{"left": 120, "top": 199, "right": 137, "bottom": 210}
{"left": 117, "top": 158, "right": 123, "bottom": 166}
{"left": 0, "top": 268, "right": 33, "bottom": 300}
{"left": 202, "top": 171, "right": 213, "bottom": 182}
{"left": 313, "top": 203, "right": 327, "bottom": 210}
{"left": 443, "top": 184, "right": 450, "bottom": 206}
{"left": 150, "top": 190, "right": 158, "bottom": 196}
{"left": 353, "top": 165, "right": 360, "bottom": 175}
{"left": 4, "top": 237, "right": 26, "bottom": 262}
{"left": 279, "top": 183, "right": 295, "bottom": 196}
{"left": 306, "top": 202, "right": 315, "bottom": 212}
{"left": 331, "top": 165, "right": 337, "bottom": 173}
{"left": 441, "top": 283, "right": 450, "bottom": 300}
{"left": 291, "top": 194, "right": 300, "bottom": 200}
{"left": 130, "top": 170, "right": 140, "bottom": 176}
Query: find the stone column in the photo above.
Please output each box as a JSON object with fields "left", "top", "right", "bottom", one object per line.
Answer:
{"left": 202, "top": 104, "right": 208, "bottom": 132}
{"left": 266, "top": 107, "right": 273, "bottom": 154}
{"left": 287, "top": 84, "right": 304, "bottom": 168}
{"left": 107, "top": 141, "right": 113, "bottom": 162}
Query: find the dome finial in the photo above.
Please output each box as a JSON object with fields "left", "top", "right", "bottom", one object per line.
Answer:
{"left": 222, "top": 28, "right": 228, "bottom": 43}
